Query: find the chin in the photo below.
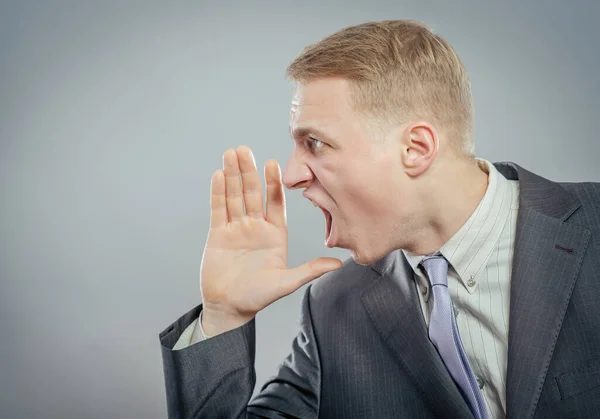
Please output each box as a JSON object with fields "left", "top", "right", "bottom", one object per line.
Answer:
{"left": 349, "top": 249, "right": 381, "bottom": 266}
{"left": 348, "top": 240, "right": 398, "bottom": 266}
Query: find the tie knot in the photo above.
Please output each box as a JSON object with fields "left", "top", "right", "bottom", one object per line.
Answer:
{"left": 420, "top": 253, "right": 449, "bottom": 287}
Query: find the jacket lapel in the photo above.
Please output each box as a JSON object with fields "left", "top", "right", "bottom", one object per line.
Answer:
{"left": 495, "top": 163, "right": 591, "bottom": 418}
{"left": 361, "top": 251, "right": 474, "bottom": 419}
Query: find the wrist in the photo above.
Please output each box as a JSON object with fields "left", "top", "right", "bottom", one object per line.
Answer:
{"left": 201, "top": 305, "right": 254, "bottom": 336}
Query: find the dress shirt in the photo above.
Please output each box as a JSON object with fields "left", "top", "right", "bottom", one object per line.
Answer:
{"left": 172, "top": 311, "right": 208, "bottom": 350}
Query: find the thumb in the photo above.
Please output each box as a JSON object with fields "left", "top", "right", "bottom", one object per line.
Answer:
{"left": 283, "top": 257, "right": 343, "bottom": 292}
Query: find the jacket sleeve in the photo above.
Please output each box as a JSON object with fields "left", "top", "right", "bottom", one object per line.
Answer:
{"left": 159, "top": 285, "right": 321, "bottom": 419}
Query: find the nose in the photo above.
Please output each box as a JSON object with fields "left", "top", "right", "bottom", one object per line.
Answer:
{"left": 282, "top": 151, "right": 314, "bottom": 190}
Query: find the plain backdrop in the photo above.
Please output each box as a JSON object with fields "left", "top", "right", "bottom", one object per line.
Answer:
{"left": 1, "top": 1, "right": 599, "bottom": 418}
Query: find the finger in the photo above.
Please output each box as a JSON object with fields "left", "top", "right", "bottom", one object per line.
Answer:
{"left": 223, "top": 149, "right": 244, "bottom": 222}
{"left": 280, "top": 257, "right": 343, "bottom": 295}
{"left": 237, "top": 145, "right": 264, "bottom": 219}
{"left": 265, "top": 160, "right": 286, "bottom": 227}
{"left": 209, "top": 170, "right": 227, "bottom": 228}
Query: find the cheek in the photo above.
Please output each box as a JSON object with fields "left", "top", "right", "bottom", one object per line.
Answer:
{"left": 317, "top": 150, "right": 398, "bottom": 216}
{"left": 349, "top": 152, "right": 394, "bottom": 190}
{"left": 337, "top": 165, "right": 393, "bottom": 217}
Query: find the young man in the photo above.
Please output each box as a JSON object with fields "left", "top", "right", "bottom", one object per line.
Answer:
{"left": 159, "top": 20, "right": 600, "bottom": 418}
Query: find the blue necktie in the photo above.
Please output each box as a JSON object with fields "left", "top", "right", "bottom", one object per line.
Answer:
{"left": 421, "top": 253, "right": 489, "bottom": 419}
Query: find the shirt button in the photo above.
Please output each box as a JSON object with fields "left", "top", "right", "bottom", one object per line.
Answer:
{"left": 420, "top": 286, "right": 428, "bottom": 295}
{"left": 467, "top": 277, "right": 476, "bottom": 287}
{"left": 477, "top": 377, "right": 485, "bottom": 389}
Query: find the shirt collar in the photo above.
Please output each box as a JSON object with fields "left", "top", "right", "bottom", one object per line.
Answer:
{"left": 402, "top": 159, "right": 514, "bottom": 293}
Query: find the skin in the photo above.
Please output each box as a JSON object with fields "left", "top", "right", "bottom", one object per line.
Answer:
{"left": 200, "top": 76, "right": 488, "bottom": 336}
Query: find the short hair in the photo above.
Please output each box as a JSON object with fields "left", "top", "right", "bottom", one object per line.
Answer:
{"left": 286, "top": 20, "right": 474, "bottom": 156}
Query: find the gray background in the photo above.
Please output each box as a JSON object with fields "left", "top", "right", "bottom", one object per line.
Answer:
{"left": 1, "top": 1, "right": 599, "bottom": 418}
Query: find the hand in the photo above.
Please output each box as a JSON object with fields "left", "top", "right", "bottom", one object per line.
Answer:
{"left": 200, "top": 146, "right": 342, "bottom": 336}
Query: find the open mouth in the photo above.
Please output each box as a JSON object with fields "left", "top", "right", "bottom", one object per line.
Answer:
{"left": 320, "top": 207, "right": 332, "bottom": 243}
{"left": 311, "top": 201, "right": 333, "bottom": 246}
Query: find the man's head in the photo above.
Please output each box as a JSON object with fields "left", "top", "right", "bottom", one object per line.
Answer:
{"left": 282, "top": 20, "right": 482, "bottom": 264}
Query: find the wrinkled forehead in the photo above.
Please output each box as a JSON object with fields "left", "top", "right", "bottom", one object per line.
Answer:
{"left": 289, "top": 78, "right": 355, "bottom": 130}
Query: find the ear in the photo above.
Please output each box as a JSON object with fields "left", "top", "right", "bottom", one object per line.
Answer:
{"left": 400, "top": 123, "right": 438, "bottom": 177}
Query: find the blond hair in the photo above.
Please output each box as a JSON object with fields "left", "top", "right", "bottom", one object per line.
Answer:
{"left": 286, "top": 20, "right": 474, "bottom": 156}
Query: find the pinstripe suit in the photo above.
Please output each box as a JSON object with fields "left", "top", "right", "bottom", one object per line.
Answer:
{"left": 160, "top": 162, "right": 600, "bottom": 418}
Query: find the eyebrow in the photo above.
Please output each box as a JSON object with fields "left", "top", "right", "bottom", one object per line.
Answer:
{"left": 291, "top": 126, "right": 333, "bottom": 143}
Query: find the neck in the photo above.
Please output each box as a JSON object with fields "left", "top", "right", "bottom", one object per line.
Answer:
{"left": 403, "top": 158, "right": 489, "bottom": 255}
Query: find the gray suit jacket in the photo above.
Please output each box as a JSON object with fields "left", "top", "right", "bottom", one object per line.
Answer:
{"left": 159, "top": 162, "right": 600, "bottom": 418}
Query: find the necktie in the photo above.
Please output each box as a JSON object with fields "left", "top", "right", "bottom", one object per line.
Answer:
{"left": 421, "top": 253, "right": 488, "bottom": 419}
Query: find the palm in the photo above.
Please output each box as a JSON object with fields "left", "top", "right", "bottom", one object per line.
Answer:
{"left": 202, "top": 220, "right": 288, "bottom": 314}
{"left": 199, "top": 147, "right": 341, "bottom": 328}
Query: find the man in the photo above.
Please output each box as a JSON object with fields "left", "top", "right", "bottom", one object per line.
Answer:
{"left": 159, "top": 20, "right": 600, "bottom": 418}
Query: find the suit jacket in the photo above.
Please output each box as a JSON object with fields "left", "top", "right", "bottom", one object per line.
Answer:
{"left": 159, "top": 162, "right": 600, "bottom": 418}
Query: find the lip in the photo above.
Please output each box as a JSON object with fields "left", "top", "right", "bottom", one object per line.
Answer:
{"left": 302, "top": 191, "right": 318, "bottom": 205}
{"left": 302, "top": 192, "right": 327, "bottom": 212}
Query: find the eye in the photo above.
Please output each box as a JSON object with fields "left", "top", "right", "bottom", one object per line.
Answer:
{"left": 306, "top": 137, "right": 325, "bottom": 152}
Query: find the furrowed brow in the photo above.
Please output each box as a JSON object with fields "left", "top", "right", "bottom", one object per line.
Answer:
{"left": 291, "top": 126, "right": 330, "bottom": 142}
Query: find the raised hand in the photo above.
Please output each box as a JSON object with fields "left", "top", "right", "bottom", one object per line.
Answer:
{"left": 200, "top": 146, "right": 342, "bottom": 336}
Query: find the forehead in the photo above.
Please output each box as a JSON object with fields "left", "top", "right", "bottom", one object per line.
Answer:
{"left": 289, "top": 78, "right": 355, "bottom": 128}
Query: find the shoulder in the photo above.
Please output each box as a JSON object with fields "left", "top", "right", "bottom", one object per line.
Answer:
{"left": 559, "top": 181, "right": 600, "bottom": 199}
{"left": 559, "top": 182, "right": 600, "bottom": 215}
{"left": 558, "top": 182, "right": 600, "bottom": 234}
{"left": 307, "top": 256, "right": 377, "bottom": 313}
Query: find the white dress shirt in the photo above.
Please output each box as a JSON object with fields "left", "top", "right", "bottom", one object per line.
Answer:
{"left": 172, "top": 311, "right": 208, "bottom": 350}
{"left": 173, "top": 159, "right": 520, "bottom": 419}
